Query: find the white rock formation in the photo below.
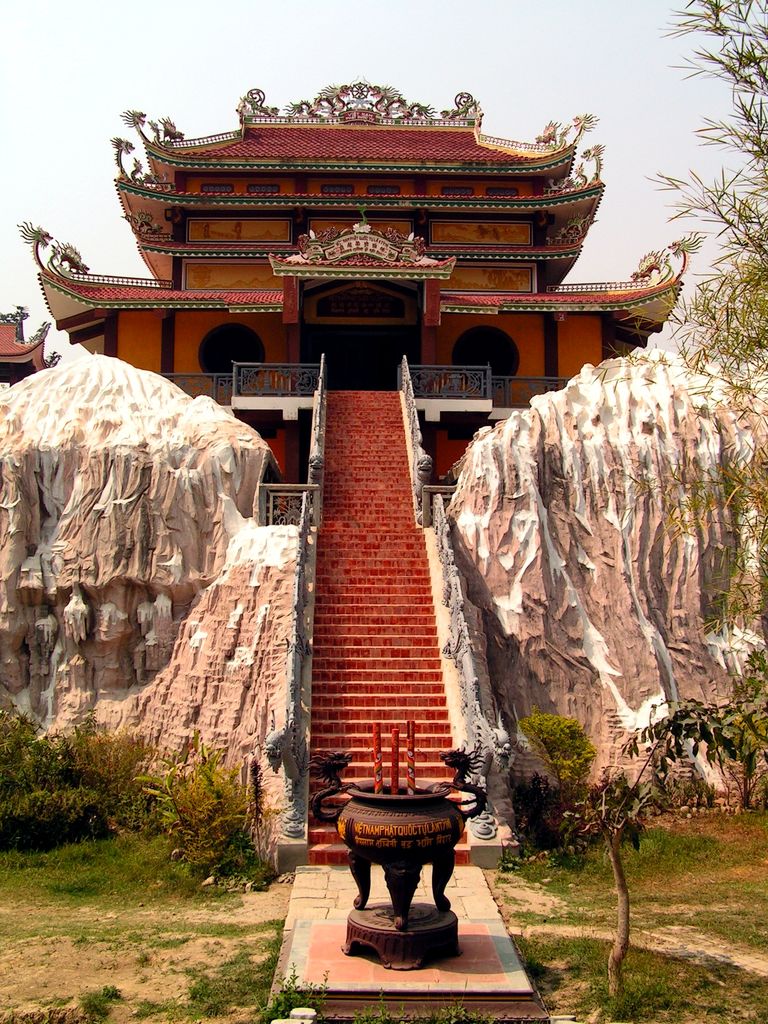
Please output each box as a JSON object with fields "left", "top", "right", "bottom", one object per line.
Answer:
{"left": 0, "top": 355, "right": 294, "bottom": 759}
{"left": 449, "top": 352, "right": 765, "bottom": 768}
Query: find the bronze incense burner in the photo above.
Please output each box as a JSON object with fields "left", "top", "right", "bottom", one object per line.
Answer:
{"left": 310, "top": 747, "right": 488, "bottom": 970}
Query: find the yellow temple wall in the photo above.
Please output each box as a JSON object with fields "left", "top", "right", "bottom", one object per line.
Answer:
{"left": 174, "top": 312, "right": 286, "bottom": 372}
{"left": 117, "top": 312, "right": 162, "bottom": 372}
{"left": 557, "top": 315, "right": 602, "bottom": 379}
{"left": 435, "top": 313, "right": 545, "bottom": 375}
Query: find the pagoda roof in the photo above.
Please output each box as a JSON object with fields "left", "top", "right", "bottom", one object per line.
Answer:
{"left": 117, "top": 84, "right": 596, "bottom": 176}
{"left": 0, "top": 308, "right": 50, "bottom": 366}
{"left": 440, "top": 246, "right": 693, "bottom": 320}
{"left": 149, "top": 124, "right": 576, "bottom": 173}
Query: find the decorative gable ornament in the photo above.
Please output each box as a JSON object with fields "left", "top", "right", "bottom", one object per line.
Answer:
{"left": 239, "top": 82, "right": 482, "bottom": 127}
{"left": 269, "top": 223, "right": 456, "bottom": 281}
{"left": 298, "top": 223, "right": 428, "bottom": 265}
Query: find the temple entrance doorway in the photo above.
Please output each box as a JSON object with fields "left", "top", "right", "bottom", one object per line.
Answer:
{"left": 301, "top": 281, "right": 420, "bottom": 390}
{"left": 302, "top": 326, "right": 420, "bottom": 390}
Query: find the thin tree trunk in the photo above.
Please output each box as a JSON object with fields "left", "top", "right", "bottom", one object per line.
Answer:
{"left": 606, "top": 830, "right": 630, "bottom": 998}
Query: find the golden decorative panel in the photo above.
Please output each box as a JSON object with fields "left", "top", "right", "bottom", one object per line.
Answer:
{"left": 187, "top": 219, "right": 291, "bottom": 242}
{"left": 431, "top": 221, "right": 531, "bottom": 245}
{"left": 446, "top": 265, "right": 533, "bottom": 292}
{"left": 185, "top": 263, "right": 281, "bottom": 289}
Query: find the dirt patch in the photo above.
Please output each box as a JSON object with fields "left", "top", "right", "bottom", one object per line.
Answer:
{"left": 0, "top": 887, "right": 291, "bottom": 1018}
{"left": 484, "top": 868, "right": 567, "bottom": 928}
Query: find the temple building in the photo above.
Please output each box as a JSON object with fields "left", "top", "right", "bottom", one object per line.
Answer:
{"left": 26, "top": 82, "right": 688, "bottom": 480}
{"left": 0, "top": 307, "right": 51, "bottom": 386}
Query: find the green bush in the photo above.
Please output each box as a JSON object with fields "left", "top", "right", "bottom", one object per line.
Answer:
{"left": 0, "top": 710, "right": 154, "bottom": 850}
{"left": 143, "top": 734, "right": 269, "bottom": 879}
{"left": 512, "top": 773, "right": 567, "bottom": 851}
{"left": 0, "top": 786, "right": 109, "bottom": 850}
{"left": 518, "top": 707, "right": 596, "bottom": 801}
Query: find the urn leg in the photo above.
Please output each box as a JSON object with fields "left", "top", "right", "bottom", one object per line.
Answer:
{"left": 348, "top": 851, "right": 372, "bottom": 911}
{"left": 383, "top": 859, "right": 421, "bottom": 931}
{"left": 431, "top": 850, "right": 455, "bottom": 913}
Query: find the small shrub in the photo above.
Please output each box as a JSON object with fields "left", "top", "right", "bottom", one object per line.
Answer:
{"left": 512, "top": 773, "right": 568, "bottom": 851}
{"left": 79, "top": 985, "right": 122, "bottom": 1021}
{"left": 70, "top": 716, "right": 154, "bottom": 829}
{"left": 0, "top": 787, "right": 109, "bottom": 850}
{"left": 0, "top": 710, "right": 154, "bottom": 850}
{"left": 518, "top": 707, "right": 596, "bottom": 801}
{"left": 658, "top": 775, "right": 716, "bottom": 810}
{"left": 264, "top": 965, "right": 326, "bottom": 1022}
{"left": 143, "top": 734, "right": 272, "bottom": 880}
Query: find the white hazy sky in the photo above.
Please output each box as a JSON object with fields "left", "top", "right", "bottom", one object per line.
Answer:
{"left": 0, "top": 0, "right": 733, "bottom": 359}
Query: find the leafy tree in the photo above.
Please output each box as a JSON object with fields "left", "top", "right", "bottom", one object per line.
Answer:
{"left": 565, "top": 771, "right": 656, "bottom": 999}
{"left": 518, "top": 707, "right": 596, "bottom": 801}
{"left": 660, "top": 0, "right": 768, "bottom": 624}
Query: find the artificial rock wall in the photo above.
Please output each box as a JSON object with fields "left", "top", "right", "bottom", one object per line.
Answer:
{"left": 449, "top": 352, "right": 762, "bottom": 770}
{"left": 0, "top": 356, "right": 295, "bottom": 771}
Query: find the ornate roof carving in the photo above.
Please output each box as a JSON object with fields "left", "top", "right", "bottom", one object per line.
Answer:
{"left": 269, "top": 221, "right": 455, "bottom": 280}
{"left": 241, "top": 82, "right": 481, "bottom": 126}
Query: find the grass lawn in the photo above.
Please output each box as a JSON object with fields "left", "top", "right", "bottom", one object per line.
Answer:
{"left": 491, "top": 811, "right": 768, "bottom": 1022}
{"left": 0, "top": 833, "right": 291, "bottom": 1023}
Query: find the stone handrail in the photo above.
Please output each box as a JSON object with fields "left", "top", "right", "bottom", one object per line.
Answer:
{"left": 547, "top": 280, "right": 643, "bottom": 294}
{"left": 163, "top": 130, "right": 241, "bottom": 148}
{"left": 432, "top": 494, "right": 511, "bottom": 839}
{"left": 398, "top": 356, "right": 433, "bottom": 525}
{"left": 476, "top": 130, "right": 563, "bottom": 154}
{"left": 421, "top": 485, "right": 457, "bottom": 528}
{"left": 266, "top": 490, "right": 313, "bottom": 839}
{"left": 307, "top": 353, "right": 327, "bottom": 524}
{"left": 60, "top": 271, "right": 173, "bottom": 288}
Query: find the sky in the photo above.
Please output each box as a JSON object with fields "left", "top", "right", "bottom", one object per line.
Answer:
{"left": 0, "top": 0, "right": 734, "bottom": 360}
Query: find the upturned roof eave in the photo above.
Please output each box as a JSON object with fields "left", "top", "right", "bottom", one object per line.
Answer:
{"left": 40, "top": 271, "right": 284, "bottom": 314}
{"left": 440, "top": 279, "right": 683, "bottom": 319}
{"left": 142, "top": 135, "right": 577, "bottom": 175}
{"left": 116, "top": 178, "right": 605, "bottom": 211}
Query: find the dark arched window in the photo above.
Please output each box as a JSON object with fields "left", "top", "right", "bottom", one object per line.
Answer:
{"left": 199, "top": 323, "right": 265, "bottom": 373}
{"left": 452, "top": 327, "right": 520, "bottom": 376}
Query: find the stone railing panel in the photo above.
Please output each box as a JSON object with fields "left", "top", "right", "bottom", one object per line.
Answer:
{"left": 491, "top": 375, "right": 569, "bottom": 408}
{"left": 164, "top": 373, "right": 233, "bottom": 404}
{"left": 234, "top": 363, "right": 320, "bottom": 398}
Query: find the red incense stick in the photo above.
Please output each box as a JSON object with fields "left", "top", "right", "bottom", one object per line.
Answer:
{"left": 390, "top": 727, "right": 400, "bottom": 795}
{"left": 372, "top": 723, "right": 383, "bottom": 793}
{"left": 406, "top": 719, "right": 416, "bottom": 794}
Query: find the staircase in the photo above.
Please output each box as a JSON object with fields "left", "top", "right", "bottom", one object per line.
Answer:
{"left": 308, "top": 391, "right": 460, "bottom": 865}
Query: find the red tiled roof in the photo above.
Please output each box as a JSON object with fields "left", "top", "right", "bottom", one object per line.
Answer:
{"left": 43, "top": 275, "right": 282, "bottom": 306}
{"left": 178, "top": 125, "right": 555, "bottom": 165}
{"left": 0, "top": 323, "right": 43, "bottom": 359}
{"left": 440, "top": 279, "right": 681, "bottom": 308}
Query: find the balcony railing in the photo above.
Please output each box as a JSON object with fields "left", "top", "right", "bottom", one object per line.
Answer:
{"left": 233, "top": 362, "right": 320, "bottom": 397}
{"left": 399, "top": 364, "right": 491, "bottom": 400}
{"left": 165, "top": 363, "right": 321, "bottom": 403}
{"left": 491, "top": 375, "right": 569, "bottom": 407}
{"left": 165, "top": 373, "right": 233, "bottom": 404}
